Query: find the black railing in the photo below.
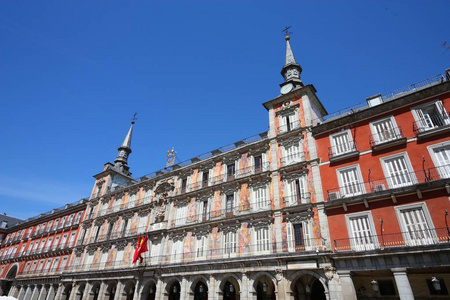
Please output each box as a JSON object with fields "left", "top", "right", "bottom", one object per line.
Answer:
{"left": 369, "top": 126, "right": 404, "bottom": 147}
{"left": 278, "top": 120, "right": 301, "bottom": 133}
{"left": 413, "top": 112, "right": 450, "bottom": 134}
{"left": 281, "top": 193, "right": 311, "bottom": 207}
{"left": 334, "top": 227, "right": 450, "bottom": 252}
{"left": 328, "top": 140, "right": 358, "bottom": 159}
{"left": 281, "top": 152, "right": 305, "bottom": 166}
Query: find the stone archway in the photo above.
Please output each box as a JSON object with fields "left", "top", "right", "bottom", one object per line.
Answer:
{"left": 220, "top": 277, "right": 240, "bottom": 300}
{"left": 289, "top": 271, "right": 328, "bottom": 300}
{"left": 140, "top": 279, "right": 156, "bottom": 300}
{"left": 124, "top": 280, "right": 136, "bottom": 300}
{"left": 167, "top": 281, "right": 181, "bottom": 300}
{"left": 1, "top": 265, "right": 18, "bottom": 296}
{"left": 253, "top": 276, "right": 276, "bottom": 300}
{"left": 105, "top": 281, "right": 117, "bottom": 300}
{"left": 62, "top": 284, "right": 73, "bottom": 300}
{"left": 89, "top": 282, "right": 101, "bottom": 300}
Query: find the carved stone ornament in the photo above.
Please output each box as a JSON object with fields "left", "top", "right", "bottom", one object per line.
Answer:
{"left": 170, "top": 232, "right": 186, "bottom": 242}
{"left": 284, "top": 211, "right": 314, "bottom": 224}
{"left": 116, "top": 240, "right": 127, "bottom": 250}
{"left": 280, "top": 169, "right": 308, "bottom": 181}
{"left": 248, "top": 144, "right": 270, "bottom": 157}
{"left": 220, "top": 224, "right": 239, "bottom": 234}
{"left": 100, "top": 196, "right": 110, "bottom": 204}
{"left": 90, "top": 198, "right": 99, "bottom": 206}
{"left": 174, "top": 198, "right": 189, "bottom": 207}
{"left": 155, "top": 180, "right": 175, "bottom": 195}
{"left": 86, "top": 246, "right": 97, "bottom": 255}
{"left": 154, "top": 204, "right": 166, "bottom": 223}
{"left": 101, "top": 244, "right": 111, "bottom": 253}
{"left": 109, "top": 216, "right": 119, "bottom": 224}
{"left": 74, "top": 248, "right": 84, "bottom": 256}
{"left": 248, "top": 175, "right": 271, "bottom": 188}
{"left": 324, "top": 267, "right": 336, "bottom": 281}
{"left": 248, "top": 217, "right": 274, "bottom": 228}
{"left": 278, "top": 135, "right": 302, "bottom": 147}
{"left": 222, "top": 155, "right": 240, "bottom": 165}
{"left": 142, "top": 183, "right": 155, "bottom": 192}
{"left": 199, "top": 161, "right": 215, "bottom": 172}
{"left": 197, "top": 190, "right": 213, "bottom": 200}
{"left": 193, "top": 227, "right": 210, "bottom": 237}
{"left": 96, "top": 179, "right": 105, "bottom": 188}
{"left": 275, "top": 269, "right": 283, "bottom": 282}
{"left": 276, "top": 103, "right": 300, "bottom": 116}
{"left": 128, "top": 186, "right": 140, "bottom": 196}
{"left": 221, "top": 183, "right": 240, "bottom": 195}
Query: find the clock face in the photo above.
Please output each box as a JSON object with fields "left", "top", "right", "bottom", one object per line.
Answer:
{"left": 280, "top": 83, "right": 294, "bottom": 94}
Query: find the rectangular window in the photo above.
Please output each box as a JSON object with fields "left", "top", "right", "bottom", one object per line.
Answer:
{"left": 285, "top": 176, "right": 307, "bottom": 206}
{"left": 223, "top": 231, "right": 237, "bottom": 255}
{"left": 60, "top": 234, "right": 68, "bottom": 248}
{"left": 382, "top": 154, "right": 415, "bottom": 188}
{"left": 346, "top": 213, "right": 377, "bottom": 251}
{"left": 279, "top": 112, "right": 299, "bottom": 133}
{"left": 52, "top": 219, "right": 59, "bottom": 230}
{"left": 283, "top": 143, "right": 303, "bottom": 165}
{"left": 254, "top": 155, "right": 262, "bottom": 172}
{"left": 196, "top": 236, "right": 208, "bottom": 258}
{"left": 338, "top": 166, "right": 364, "bottom": 197}
{"left": 171, "top": 240, "right": 183, "bottom": 263}
{"left": 200, "top": 200, "right": 210, "bottom": 222}
{"left": 413, "top": 100, "right": 450, "bottom": 132}
{"left": 253, "top": 185, "right": 269, "bottom": 210}
{"left": 181, "top": 178, "right": 187, "bottom": 193}
{"left": 255, "top": 227, "right": 270, "bottom": 253}
{"left": 429, "top": 143, "right": 450, "bottom": 179}
{"left": 395, "top": 204, "right": 435, "bottom": 246}
{"left": 202, "top": 172, "right": 209, "bottom": 187}
{"left": 427, "top": 278, "right": 449, "bottom": 295}
{"left": 227, "top": 164, "right": 236, "bottom": 180}
{"left": 370, "top": 117, "right": 400, "bottom": 144}
{"left": 226, "top": 194, "right": 234, "bottom": 216}
{"left": 51, "top": 258, "right": 60, "bottom": 271}
{"left": 150, "top": 241, "right": 161, "bottom": 265}
{"left": 330, "top": 130, "right": 355, "bottom": 156}
{"left": 174, "top": 205, "right": 188, "bottom": 227}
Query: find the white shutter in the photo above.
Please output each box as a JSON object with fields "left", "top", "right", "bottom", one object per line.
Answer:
{"left": 286, "top": 223, "right": 294, "bottom": 252}
{"left": 303, "top": 221, "right": 313, "bottom": 250}
{"left": 150, "top": 241, "right": 161, "bottom": 265}
{"left": 373, "top": 119, "right": 395, "bottom": 143}
{"left": 399, "top": 208, "right": 433, "bottom": 246}
{"left": 332, "top": 132, "right": 350, "bottom": 155}
{"left": 433, "top": 146, "right": 450, "bottom": 178}
{"left": 339, "top": 167, "right": 363, "bottom": 196}
{"left": 384, "top": 156, "right": 413, "bottom": 188}
{"left": 298, "top": 177, "right": 307, "bottom": 203}
{"left": 262, "top": 153, "right": 267, "bottom": 171}
{"left": 435, "top": 101, "right": 450, "bottom": 125}
{"left": 348, "top": 215, "right": 375, "bottom": 250}
{"left": 286, "top": 180, "right": 297, "bottom": 206}
{"left": 279, "top": 116, "right": 287, "bottom": 133}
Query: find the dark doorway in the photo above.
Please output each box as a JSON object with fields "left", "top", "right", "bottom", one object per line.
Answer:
{"left": 223, "top": 281, "right": 237, "bottom": 300}
{"left": 310, "top": 279, "right": 326, "bottom": 300}
{"left": 169, "top": 282, "right": 181, "bottom": 300}
{"left": 194, "top": 282, "right": 208, "bottom": 300}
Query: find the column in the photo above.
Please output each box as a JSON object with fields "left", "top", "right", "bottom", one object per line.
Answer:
{"left": 23, "top": 286, "right": 33, "bottom": 300}
{"left": 97, "top": 282, "right": 108, "bottom": 300}
{"left": 241, "top": 273, "right": 252, "bottom": 300}
{"left": 154, "top": 279, "right": 164, "bottom": 300}
{"left": 53, "top": 283, "right": 64, "bottom": 300}
{"left": 113, "top": 281, "right": 124, "bottom": 300}
{"left": 18, "top": 286, "right": 27, "bottom": 300}
{"left": 31, "top": 285, "right": 41, "bottom": 300}
{"left": 38, "top": 285, "right": 49, "bottom": 300}
{"left": 208, "top": 276, "right": 218, "bottom": 300}
{"left": 133, "top": 280, "right": 141, "bottom": 300}
{"left": 7, "top": 285, "right": 18, "bottom": 298}
{"left": 392, "top": 268, "right": 414, "bottom": 300}
{"left": 81, "top": 282, "right": 92, "bottom": 300}
{"left": 46, "top": 285, "right": 56, "bottom": 300}
{"left": 333, "top": 271, "right": 356, "bottom": 300}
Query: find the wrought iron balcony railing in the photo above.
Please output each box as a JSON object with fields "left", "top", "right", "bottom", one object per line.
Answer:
{"left": 278, "top": 120, "right": 301, "bottom": 134}
{"left": 281, "top": 193, "right": 311, "bottom": 207}
{"left": 369, "top": 126, "right": 404, "bottom": 147}
{"left": 413, "top": 112, "right": 450, "bottom": 135}
{"left": 328, "top": 140, "right": 358, "bottom": 160}
{"left": 326, "top": 167, "right": 447, "bottom": 201}
{"left": 334, "top": 227, "right": 450, "bottom": 252}
{"left": 280, "top": 152, "right": 306, "bottom": 167}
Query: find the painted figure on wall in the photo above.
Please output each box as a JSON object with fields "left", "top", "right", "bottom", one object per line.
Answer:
{"left": 239, "top": 222, "right": 250, "bottom": 255}
{"left": 184, "top": 232, "right": 194, "bottom": 260}
{"left": 122, "top": 243, "right": 132, "bottom": 266}
{"left": 113, "top": 217, "right": 122, "bottom": 237}
{"left": 130, "top": 213, "right": 138, "bottom": 235}
{"left": 187, "top": 198, "right": 197, "bottom": 222}
{"left": 240, "top": 153, "right": 250, "bottom": 175}
{"left": 105, "top": 247, "right": 116, "bottom": 268}
{"left": 281, "top": 223, "right": 288, "bottom": 251}
{"left": 211, "top": 191, "right": 222, "bottom": 218}
{"left": 239, "top": 183, "right": 250, "bottom": 211}
{"left": 191, "top": 169, "right": 199, "bottom": 190}
{"left": 120, "top": 193, "right": 128, "bottom": 209}
{"left": 209, "top": 227, "right": 220, "bottom": 257}
{"left": 91, "top": 250, "right": 101, "bottom": 269}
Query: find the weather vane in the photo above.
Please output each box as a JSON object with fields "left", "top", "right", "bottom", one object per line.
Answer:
{"left": 282, "top": 26, "right": 293, "bottom": 37}
{"left": 131, "top": 113, "right": 138, "bottom": 124}
{"left": 166, "top": 147, "right": 177, "bottom": 167}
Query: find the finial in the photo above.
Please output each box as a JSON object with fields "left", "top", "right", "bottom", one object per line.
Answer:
{"left": 131, "top": 113, "right": 138, "bottom": 125}
{"left": 282, "top": 26, "right": 293, "bottom": 39}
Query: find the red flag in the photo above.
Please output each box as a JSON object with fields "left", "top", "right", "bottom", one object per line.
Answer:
{"left": 132, "top": 236, "right": 141, "bottom": 264}
{"left": 133, "top": 235, "right": 148, "bottom": 264}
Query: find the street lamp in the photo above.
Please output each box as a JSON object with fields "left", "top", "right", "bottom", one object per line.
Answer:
{"left": 305, "top": 284, "right": 311, "bottom": 294}
{"left": 371, "top": 280, "right": 379, "bottom": 293}
{"left": 173, "top": 285, "right": 178, "bottom": 293}
{"left": 229, "top": 284, "right": 234, "bottom": 293}
{"left": 262, "top": 283, "right": 267, "bottom": 293}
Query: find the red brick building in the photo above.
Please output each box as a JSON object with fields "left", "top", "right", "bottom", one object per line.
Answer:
{"left": 313, "top": 70, "right": 450, "bottom": 299}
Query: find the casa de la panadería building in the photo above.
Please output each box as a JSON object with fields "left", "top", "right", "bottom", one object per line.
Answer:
{"left": 1, "top": 35, "right": 450, "bottom": 300}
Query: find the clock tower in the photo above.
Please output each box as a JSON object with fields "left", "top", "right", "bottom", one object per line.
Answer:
{"left": 280, "top": 35, "right": 304, "bottom": 94}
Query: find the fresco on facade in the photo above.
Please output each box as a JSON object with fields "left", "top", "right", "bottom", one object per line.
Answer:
{"left": 281, "top": 223, "right": 288, "bottom": 251}
{"left": 238, "top": 183, "right": 250, "bottom": 211}
{"left": 240, "top": 153, "right": 250, "bottom": 175}
{"left": 211, "top": 191, "right": 222, "bottom": 218}
{"left": 187, "top": 198, "right": 197, "bottom": 222}
{"left": 269, "top": 177, "right": 275, "bottom": 210}
{"left": 278, "top": 175, "right": 285, "bottom": 208}
{"left": 120, "top": 193, "right": 128, "bottom": 209}
{"left": 209, "top": 227, "right": 220, "bottom": 257}
{"left": 100, "top": 220, "right": 109, "bottom": 240}
{"left": 213, "top": 161, "right": 223, "bottom": 184}
{"left": 113, "top": 217, "right": 122, "bottom": 236}
{"left": 135, "top": 188, "right": 143, "bottom": 206}
{"left": 312, "top": 207, "right": 322, "bottom": 248}
{"left": 105, "top": 247, "right": 116, "bottom": 268}
{"left": 307, "top": 165, "right": 315, "bottom": 203}
{"left": 91, "top": 250, "right": 101, "bottom": 268}
{"left": 184, "top": 232, "right": 194, "bottom": 260}
{"left": 191, "top": 169, "right": 199, "bottom": 190}
{"left": 276, "top": 141, "right": 283, "bottom": 169}
{"left": 107, "top": 197, "right": 114, "bottom": 211}
{"left": 130, "top": 213, "right": 138, "bottom": 235}
{"left": 122, "top": 243, "right": 132, "bottom": 266}
{"left": 239, "top": 222, "right": 250, "bottom": 255}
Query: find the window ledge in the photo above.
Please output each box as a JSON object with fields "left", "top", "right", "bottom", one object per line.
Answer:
{"left": 371, "top": 137, "right": 407, "bottom": 152}
{"left": 329, "top": 151, "right": 360, "bottom": 163}
{"left": 416, "top": 125, "right": 450, "bottom": 139}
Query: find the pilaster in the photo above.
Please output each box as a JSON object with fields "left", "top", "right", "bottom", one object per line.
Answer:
{"left": 336, "top": 270, "right": 356, "bottom": 300}
{"left": 392, "top": 268, "right": 414, "bottom": 300}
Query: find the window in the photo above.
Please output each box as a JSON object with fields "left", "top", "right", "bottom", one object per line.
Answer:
{"left": 38, "top": 239, "right": 46, "bottom": 252}
{"left": 202, "top": 171, "right": 209, "bottom": 187}
{"left": 412, "top": 100, "right": 450, "bottom": 132}
{"left": 128, "top": 193, "right": 137, "bottom": 208}
{"left": 150, "top": 241, "right": 161, "bottom": 265}
{"left": 285, "top": 176, "right": 308, "bottom": 206}
{"left": 286, "top": 221, "right": 312, "bottom": 252}
{"left": 24, "top": 262, "right": 31, "bottom": 274}
{"left": 171, "top": 239, "right": 183, "bottom": 263}
{"left": 53, "top": 236, "right": 60, "bottom": 250}
{"left": 174, "top": 204, "right": 188, "bottom": 227}
{"left": 395, "top": 203, "right": 436, "bottom": 246}
{"left": 44, "top": 259, "right": 52, "bottom": 273}
{"left": 195, "top": 235, "right": 208, "bottom": 259}
{"left": 27, "top": 227, "right": 34, "bottom": 238}
{"left": 181, "top": 178, "right": 187, "bottom": 193}
{"left": 252, "top": 185, "right": 269, "bottom": 210}
{"left": 52, "top": 219, "right": 59, "bottom": 230}
{"left": 255, "top": 226, "right": 270, "bottom": 253}
{"left": 66, "top": 214, "right": 74, "bottom": 226}
{"left": 223, "top": 231, "right": 237, "bottom": 255}
{"left": 330, "top": 130, "right": 355, "bottom": 156}
{"left": 370, "top": 117, "right": 401, "bottom": 144}
{"left": 427, "top": 278, "right": 449, "bottom": 295}
{"left": 254, "top": 155, "right": 263, "bottom": 172}
{"left": 337, "top": 165, "right": 365, "bottom": 197}
{"left": 50, "top": 258, "right": 60, "bottom": 272}
{"left": 283, "top": 142, "right": 303, "bottom": 165}
{"left": 227, "top": 163, "right": 236, "bottom": 180}
{"left": 279, "top": 111, "right": 299, "bottom": 133}
{"left": 345, "top": 213, "right": 377, "bottom": 251}
{"left": 60, "top": 234, "right": 68, "bottom": 248}
{"left": 226, "top": 194, "right": 234, "bottom": 217}
{"left": 199, "top": 200, "right": 210, "bottom": 222}
{"left": 381, "top": 153, "right": 415, "bottom": 188}
{"left": 429, "top": 143, "right": 450, "bottom": 179}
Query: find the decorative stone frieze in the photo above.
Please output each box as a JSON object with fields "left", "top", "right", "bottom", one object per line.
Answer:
{"left": 276, "top": 103, "right": 300, "bottom": 116}
{"left": 284, "top": 211, "right": 314, "bottom": 224}
{"left": 248, "top": 216, "right": 274, "bottom": 227}
{"left": 278, "top": 134, "right": 302, "bottom": 147}
{"left": 280, "top": 168, "right": 308, "bottom": 180}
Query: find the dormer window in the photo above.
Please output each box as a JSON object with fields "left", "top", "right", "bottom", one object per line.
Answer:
{"left": 0, "top": 221, "right": 7, "bottom": 229}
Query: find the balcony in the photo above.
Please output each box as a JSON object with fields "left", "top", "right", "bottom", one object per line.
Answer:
{"left": 369, "top": 126, "right": 406, "bottom": 151}
{"left": 278, "top": 120, "right": 301, "bottom": 134}
{"left": 281, "top": 152, "right": 306, "bottom": 167}
{"left": 328, "top": 140, "right": 359, "bottom": 163}
{"left": 413, "top": 111, "right": 450, "bottom": 139}
{"left": 326, "top": 166, "right": 448, "bottom": 201}
{"left": 282, "top": 193, "right": 311, "bottom": 207}
{"left": 334, "top": 227, "right": 450, "bottom": 252}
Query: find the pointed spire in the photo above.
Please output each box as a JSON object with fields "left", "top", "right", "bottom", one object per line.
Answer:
{"left": 285, "top": 36, "right": 297, "bottom": 65}
{"left": 280, "top": 34, "right": 303, "bottom": 87}
{"left": 114, "top": 114, "right": 137, "bottom": 176}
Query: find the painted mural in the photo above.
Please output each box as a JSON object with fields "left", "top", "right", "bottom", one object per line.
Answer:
{"left": 184, "top": 232, "right": 194, "bottom": 261}
{"left": 122, "top": 243, "right": 132, "bottom": 266}
{"left": 281, "top": 223, "right": 288, "bottom": 252}
{"left": 239, "top": 222, "right": 250, "bottom": 255}
{"left": 130, "top": 213, "right": 138, "bottom": 235}
{"left": 238, "top": 183, "right": 250, "bottom": 211}
{"left": 209, "top": 227, "right": 220, "bottom": 257}
{"left": 113, "top": 217, "right": 122, "bottom": 237}
{"left": 105, "top": 247, "right": 116, "bottom": 268}
{"left": 191, "top": 169, "right": 199, "bottom": 190}
{"left": 240, "top": 153, "right": 250, "bottom": 175}
{"left": 187, "top": 198, "right": 197, "bottom": 222}
{"left": 120, "top": 193, "right": 128, "bottom": 209}
{"left": 211, "top": 191, "right": 222, "bottom": 218}
{"left": 91, "top": 249, "right": 101, "bottom": 269}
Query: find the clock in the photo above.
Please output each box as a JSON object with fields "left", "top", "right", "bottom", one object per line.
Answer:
{"left": 280, "top": 83, "right": 294, "bottom": 94}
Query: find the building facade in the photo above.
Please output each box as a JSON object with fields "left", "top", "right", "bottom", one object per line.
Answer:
{"left": 0, "top": 36, "right": 449, "bottom": 300}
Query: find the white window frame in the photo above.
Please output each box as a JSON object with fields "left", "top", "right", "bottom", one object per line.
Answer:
{"left": 286, "top": 220, "right": 313, "bottom": 252}
{"left": 427, "top": 141, "right": 450, "bottom": 179}
{"left": 222, "top": 230, "right": 238, "bottom": 257}
{"left": 411, "top": 100, "right": 450, "bottom": 132}
{"left": 380, "top": 152, "right": 416, "bottom": 188}
{"left": 329, "top": 129, "right": 354, "bottom": 156}
{"left": 253, "top": 225, "right": 271, "bottom": 254}
{"left": 336, "top": 164, "right": 365, "bottom": 197}
{"left": 279, "top": 110, "right": 300, "bottom": 133}
{"left": 284, "top": 175, "right": 308, "bottom": 206}
{"left": 282, "top": 141, "right": 303, "bottom": 165}
{"left": 345, "top": 212, "right": 378, "bottom": 251}
{"left": 171, "top": 239, "right": 184, "bottom": 263}
{"left": 369, "top": 116, "right": 400, "bottom": 145}
{"left": 394, "top": 202, "right": 437, "bottom": 246}
{"left": 174, "top": 204, "right": 188, "bottom": 227}
{"left": 252, "top": 184, "right": 270, "bottom": 211}
{"left": 195, "top": 235, "right": 209, "bottom": 260}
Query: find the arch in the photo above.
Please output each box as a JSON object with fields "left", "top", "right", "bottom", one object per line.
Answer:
{"left": 5, "top": 264, "right": 18, "bottom": 280}
{"left": 218, "top": 275, "right": 241, "bottom": 300}
{"left": 139, "top": 278, "right": 157, "bottom": 300}
{"left": 74, "top": 282, "right": 86, "bottom": 300}
{"left": 90, "top": 281, "right": 101, "bottom": 300}
{"left": 189, "top": 275, "right": 209, "bottom": 293}
{"left": 251, "top": 272, "right": 278, "bottom": 293}
{"left": 251, "top": 272, "right": 277, "bottom": 300}
{"left": 163, "top": 277, "right": 182, "bottom": 293}
{"left": 189, "top": 277, "right": 208, "bottom": 300}
{"left": 288, "top": 270, "right": 328, "bottom": 300}
{"left": 217, "top": 273, "right": 242, "bottom": 292}
{"left": 123, "top": 280, "right": 136, "bottom": 300}
{"left": 62, "top": 284, "right": 73, "bottom": 300}
{"left": 105, "top": 280, "right": 118, "bottom": 300}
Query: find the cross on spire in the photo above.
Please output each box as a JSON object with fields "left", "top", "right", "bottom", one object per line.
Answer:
{"left": 131, "top": 112, "right": 138, "bottom": 124}
{"left": 282, "top": 26, "right": 293, "bottom": 37}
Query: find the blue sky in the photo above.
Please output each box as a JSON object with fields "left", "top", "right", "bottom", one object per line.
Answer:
{"left": 1, "top": 1, "right": 449, "bottom": 220}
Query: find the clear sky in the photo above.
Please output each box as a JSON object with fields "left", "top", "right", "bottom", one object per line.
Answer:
{"left": 1, "top": 1, "right": 449, "bottom": 220}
